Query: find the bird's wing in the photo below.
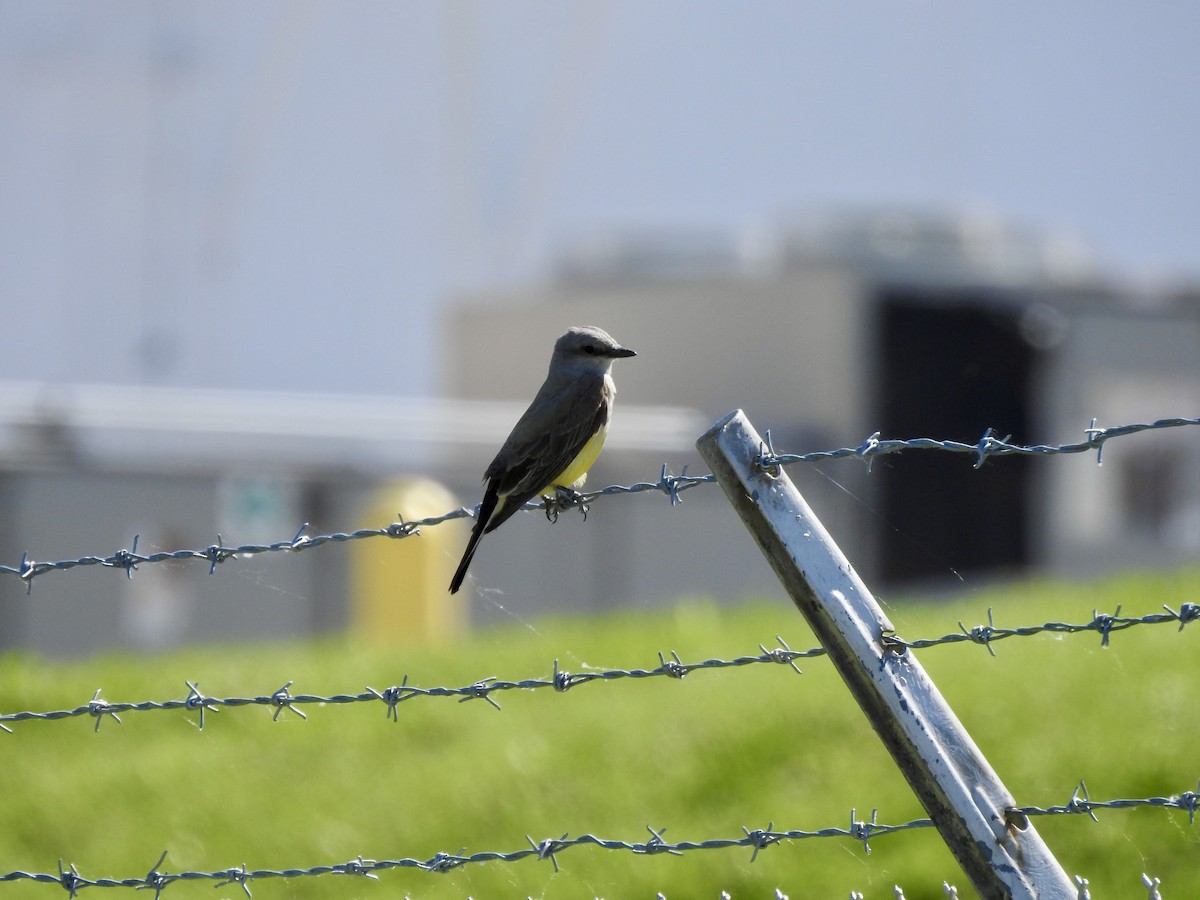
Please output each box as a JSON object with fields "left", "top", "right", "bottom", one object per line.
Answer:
{"left": 480, "top": 374, "right": 610, "bottom": 534}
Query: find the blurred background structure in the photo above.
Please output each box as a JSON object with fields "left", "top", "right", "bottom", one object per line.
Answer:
{"left": 1, "top": 4, "right": 1198, "bottom": 656}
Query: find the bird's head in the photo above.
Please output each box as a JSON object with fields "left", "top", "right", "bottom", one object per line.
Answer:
{"left": 553, "top": 326, "right": 636, "bottom": 372}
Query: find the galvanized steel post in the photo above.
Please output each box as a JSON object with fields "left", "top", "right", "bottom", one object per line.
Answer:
{"left": 697, "top": 409, "right": 1076, "bottom": 900}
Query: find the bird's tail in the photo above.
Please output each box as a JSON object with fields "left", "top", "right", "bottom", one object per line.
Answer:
{"left": 449, "top": 487, "right": 499, "bottom": 593}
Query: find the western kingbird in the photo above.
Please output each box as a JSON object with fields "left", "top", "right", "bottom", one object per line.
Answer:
{"left": 449, "top": 325, "right": 636, "bottom": 593}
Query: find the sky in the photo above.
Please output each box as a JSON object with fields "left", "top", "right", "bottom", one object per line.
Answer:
{"left": 2, "top": 2, "right": 1199, "bottom": 395}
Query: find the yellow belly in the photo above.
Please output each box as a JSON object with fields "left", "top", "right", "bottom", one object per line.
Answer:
{"left": 541, "top": 423, "right": 608, "bottom": 494}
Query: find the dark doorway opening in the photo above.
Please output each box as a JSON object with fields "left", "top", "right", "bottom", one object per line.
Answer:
{"left": 875, "top": 291, "right": 1038, "bottom": 583}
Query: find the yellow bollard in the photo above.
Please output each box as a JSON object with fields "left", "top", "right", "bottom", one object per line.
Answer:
{"left": 350, "top": 478, "right": 467, "bottom": 645}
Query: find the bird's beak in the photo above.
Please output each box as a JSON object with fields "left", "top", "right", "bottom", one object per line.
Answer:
{"left": 608, "top": 347, "right": 636, "bottom": 359}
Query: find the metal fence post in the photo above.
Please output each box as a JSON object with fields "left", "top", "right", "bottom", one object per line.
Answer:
{"left": 696, "top": 410, "right": 1077, "bottom": 900}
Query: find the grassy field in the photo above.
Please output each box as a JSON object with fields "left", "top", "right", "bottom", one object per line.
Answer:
{"left": 1, "top": 567, "right": 1197, "bottom": 899}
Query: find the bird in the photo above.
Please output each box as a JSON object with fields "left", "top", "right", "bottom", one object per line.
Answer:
{"left": 449, "top": 325, "right": 636, "bottom": 593}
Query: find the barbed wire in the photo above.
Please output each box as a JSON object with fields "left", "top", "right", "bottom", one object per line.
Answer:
{"left": 2, "top": 603, "right": 1193, "bottom": 733}
{"left": 1017, "top": 779, "right": 1200, "bottom": 826}
{"left": 0, "top": 466, "right": 711, "bottom": 594}
{"left": 758, "top": 415, "right": 1200, "bottom": 471}
{"left": 0, "top": 779, "right": 1192, "bottom": 897}
{"left": 1, "top": 415, "right": 1195, "bottom": 594}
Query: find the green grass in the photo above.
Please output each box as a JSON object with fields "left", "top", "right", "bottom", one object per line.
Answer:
{"left": 1, "top": 567, "right": 1198, "bottom": 899}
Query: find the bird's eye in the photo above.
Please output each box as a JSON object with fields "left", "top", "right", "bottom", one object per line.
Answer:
{"left": 582, "top": 344, "right": 597, "bottom": 354}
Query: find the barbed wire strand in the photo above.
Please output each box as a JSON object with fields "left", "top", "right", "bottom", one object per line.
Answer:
{"left": 2, "top": 603, "right": 1194, "bottom": 733}
{"left": 0, "top": 779, "right": 1192, "bottom": 896}
{"left": 758, "top": 415, "right": 1200, "bottom": 472}
{"left": 2, "top": 416, "right": 1196, "bottom": 593}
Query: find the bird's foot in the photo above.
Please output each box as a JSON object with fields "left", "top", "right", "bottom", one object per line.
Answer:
{"left": 545, "top": 486, "right": 589, "bottom": 523}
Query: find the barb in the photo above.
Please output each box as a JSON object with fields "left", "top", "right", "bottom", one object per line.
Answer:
{"left": 3, "top": 416, "right": 1195, "bottom": 591}
{"left": 2, "top": 603, "right": 1194, "bottom": 731}
{"left": 0, "top": 782, "right": 1190, "bottom": 894}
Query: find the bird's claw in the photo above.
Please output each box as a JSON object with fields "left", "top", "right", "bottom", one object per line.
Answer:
{"left": 545, "top": 486, "right": 589, "bottom": 523}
